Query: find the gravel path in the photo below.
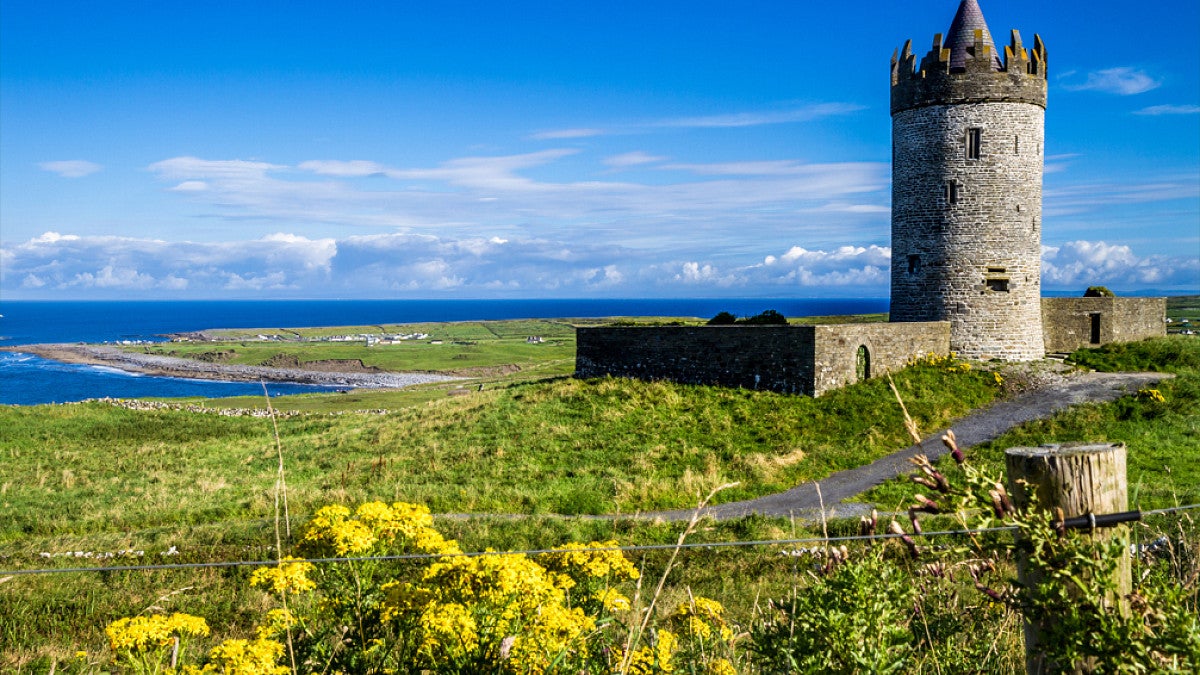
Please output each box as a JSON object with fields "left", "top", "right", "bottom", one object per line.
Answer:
{"left": 642, "top": 371, "right": 1170, "bottom": 522}
{"left": 4, "top": 343, "right": 460, "bottom": 389}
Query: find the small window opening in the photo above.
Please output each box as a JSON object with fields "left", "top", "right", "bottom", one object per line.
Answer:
{"left": 855, "top": 345, "right": 871, "bottom": 382}
{"left": 944, "top": 181, "right": 959, "bottom": 204}
{"left": 986, "top": 278, "right": 1010, "bottom": 292}
{"left": 1089, "top": 313, "right": 1102, "bottom": 344}
{"left": 967, "top": 128, "right": 983, "bottom": 160}
{"left": 907, "top": 254, "right": 921, "bottom": 275}
{"left": 1014, "top": 135, "right": 1020, "bottom": 155}
{"left": 987, "top": 266, "right": 1006, "bottom": 274}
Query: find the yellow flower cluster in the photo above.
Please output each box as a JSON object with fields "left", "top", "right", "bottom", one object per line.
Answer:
{"left": 706, "top": 657, "right": 738, "bottom": 675}
{"left": 1138, "top": 387, "right": 1167, "bottom": 403}
{"left": 300, "top": 501, "right": 460, "bottom": 557}
{"left": 907, "top": 351, "right": 972, "bottom": 373}
{"left": 255, "top": 609, "right": 297, "bottom": 640}
{"left": 671, "top": 597, "right": 734, "bottom": 642}
{"left": 594, "top": 587, "right": 632, "bottom": 612}
{"left": 106, "top": 612, "right": 209, "bottom": 652}
{"left": 248, "top": 557, "right": 315, "bottom": 595}
{"left": 538, "top": 540, "right": 641, "bottom": 583}
{"left": 383, "top": 551, "right": 598, "bottom": 673}
{"left": 624, "top": 629, "right": 678, "bottom": 674}
{"left": 180, "top": 637, "right": 289, "bottom": 675}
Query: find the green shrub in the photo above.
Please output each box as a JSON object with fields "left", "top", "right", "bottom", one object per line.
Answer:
{"left": 749, "top": 550, "right": 916, "bottom": 674}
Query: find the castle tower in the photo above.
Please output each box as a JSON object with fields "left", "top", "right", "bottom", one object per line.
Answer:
{"left": 890, "top": 0, "right": 1048, "bottom": 360}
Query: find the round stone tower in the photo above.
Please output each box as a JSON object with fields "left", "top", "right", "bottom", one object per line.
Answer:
{"left": 890, "top": 0, "right": 1047, "bottom": 360}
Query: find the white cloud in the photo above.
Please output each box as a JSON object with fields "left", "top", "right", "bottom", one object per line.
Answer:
{"left": 657, "top": 103, "right": 866, "bottom": 129}
{"left": 603, "top": 151, "right": 667, "bottom": 168}
{"left": 169, "top": 180, "right": 209, "bottom": 192}
{"left": 528, "top": 128, "right": 603, "bottom": 140}
{"left": 0, "top": 232, "right": 337, "bottom": 296}
{"left": 6, "top": 229, "right": 1194, "bottom": 298}
{"left": 149, "top": 157, "right": 283, "bottom": 182}
{"left": 38, "top": 160, "right": 102, "bottom": 178}
{"left": 1063, "top": 67, "right": 1160, "bottom": 95}
{"left": 138, "top": 152, "right": 890, "bottom": 254}
{"left": 1045, "top": 173, "right": 1200, "bottom": 216}
{"left": 529, "top": 102, "right": 863, "bottom": 140}
{"left": 297, "top": 160, "right": 390, "bottom": 177}
{"left": 1041, "top": 240, "right": 1199, "bottom": 288}
{"left": 1135, "top": 104, "right": 1200, "bottom": 116}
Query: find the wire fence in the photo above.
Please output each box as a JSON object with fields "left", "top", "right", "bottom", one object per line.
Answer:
{"left": 3, "top": 503, "right": 1196, "bottom": 578}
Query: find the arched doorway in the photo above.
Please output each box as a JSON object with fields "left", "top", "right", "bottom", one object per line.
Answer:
{"left": 855, "top": 345, "right": 871, "bottom": 382}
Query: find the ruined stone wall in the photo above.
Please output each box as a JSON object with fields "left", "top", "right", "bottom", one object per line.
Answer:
{"left": 1042, "top": 298, "right": 1166, "bottom": 353}
{"left": 812, "top": 322, "right": 951, "bottom": 395}
{"left": 575, "top": 326, "right": 818, "bottom": 395}
{"left": 575, "top": 322, "right": 951, "bottom": 396}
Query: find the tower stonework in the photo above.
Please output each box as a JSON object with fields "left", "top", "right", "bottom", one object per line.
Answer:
{"left": 890, "top": 0, "right": 1048, "bottom": 360}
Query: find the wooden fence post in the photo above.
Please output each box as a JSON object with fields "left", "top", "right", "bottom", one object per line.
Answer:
{"left": 1005, "top": 442, "right": 1131, "bottom": 675}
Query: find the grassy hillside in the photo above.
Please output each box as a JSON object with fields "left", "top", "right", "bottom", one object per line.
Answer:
{"left": 0, "top": 356, "right": 1000, "bottom": 542}
{"left": 5, "top": 327, "right": 1197, "bottom": 672}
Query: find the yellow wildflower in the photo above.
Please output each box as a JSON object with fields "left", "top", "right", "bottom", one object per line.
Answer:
{"left": 538, "top": 540, "right": 640, "bottom": 582}
{"left": 206, "top": 637, "right": 289, "bottom": 675}
{"left": 594, "top": 588, "right": 632, "bottom": 612}
{"left": 418, "top": 602, "right": 479, "bottom": 656}
{"left": 249, "top": 557, "right": 316, "bottom": 595}
{"left": 255, "top": 608, "right": 297, "bottom": 639}
{"left": 1138, "top": 388, "right": 1166, "bottom": 403}
{"left": 106, "top": 612, "right": 209, "bottom": 652}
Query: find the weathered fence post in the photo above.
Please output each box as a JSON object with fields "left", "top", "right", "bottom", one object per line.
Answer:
{"left": 1005, "top": 442, "right": 1131, "bottom": 675}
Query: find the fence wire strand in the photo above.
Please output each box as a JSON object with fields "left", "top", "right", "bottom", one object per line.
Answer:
{"left": 3, "top": 503, "right": 1196, "bottom": 578}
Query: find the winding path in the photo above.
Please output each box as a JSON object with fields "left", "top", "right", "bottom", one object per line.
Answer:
{"left": 642, "top": 371, "right": 1169, "bottom": 522}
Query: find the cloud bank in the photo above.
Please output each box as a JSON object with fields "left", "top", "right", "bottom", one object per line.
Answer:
{"left": 5, "top": 232, "right": 1194, "bottom": 298}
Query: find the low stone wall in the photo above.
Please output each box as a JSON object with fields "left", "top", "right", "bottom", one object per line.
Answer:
{"left": 575, "top": 322, "right": 951, "bottom": 396}
{"left": 1041, "top": 298, "right": 1166, "bottom": 353}
{"left": 575, "top": 326, "right": 818, "bottom": 394}
{"left": 813, "top": 322, "right": 951, "bottom": 395}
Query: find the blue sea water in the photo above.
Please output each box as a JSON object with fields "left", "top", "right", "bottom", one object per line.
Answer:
{"left": 0, "top": 298, "right": 888, "bottom": 405}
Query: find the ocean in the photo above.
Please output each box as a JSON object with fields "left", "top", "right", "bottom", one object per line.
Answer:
{"left": 0, "top": 298, "right": 888, "bottom": 405}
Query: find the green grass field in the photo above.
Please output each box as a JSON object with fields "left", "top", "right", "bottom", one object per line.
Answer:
{"left": 4, "top": 311, "right": 1198, "bottom": 672}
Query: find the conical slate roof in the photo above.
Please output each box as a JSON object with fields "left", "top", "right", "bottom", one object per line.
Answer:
{"left": 945, "top": 0, "right": 1003, "bottom": 71}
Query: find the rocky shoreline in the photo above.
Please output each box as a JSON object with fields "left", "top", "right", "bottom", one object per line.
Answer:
{"left": 1, "top": 343, "right": 460, "bottom": 389}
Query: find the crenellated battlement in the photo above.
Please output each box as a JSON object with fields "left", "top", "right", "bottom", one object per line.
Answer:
{"left": 891, "top": 29, "right": 1047, "bottom": 114}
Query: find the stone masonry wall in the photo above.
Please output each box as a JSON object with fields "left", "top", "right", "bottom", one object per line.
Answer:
{"left": 812, "top": 322, "right": 951, "bottom": 395}
{"left": 890, "top": 102, "right": 1046, "bottom": 361}
{"left": 575, "top": 322, "right": 951, "bottom": 397}
{"left": 1042, "top": 297, "right": 1166, "bottom": 353}
{"left": 575, "top": 326, "right": 817, "bottom": 395}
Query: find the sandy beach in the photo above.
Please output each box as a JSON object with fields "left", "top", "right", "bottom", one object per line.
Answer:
{"left": 1, "top": 343, "right": 459, "bottom": 389}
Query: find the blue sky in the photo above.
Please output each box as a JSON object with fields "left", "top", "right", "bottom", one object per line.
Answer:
{"left": 2, "top": 0, "right": 1197, "bottom": 299}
